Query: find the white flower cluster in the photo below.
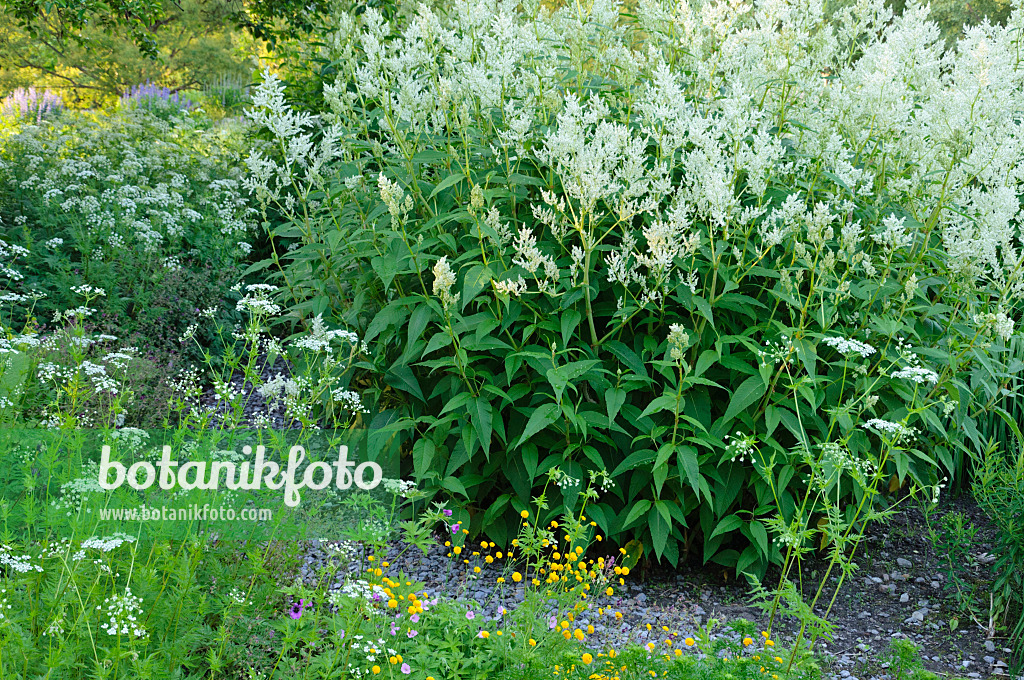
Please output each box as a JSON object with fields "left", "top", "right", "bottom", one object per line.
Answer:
{"left": 98, "top": 587, "right": 148, "bottom": 639}
{"left": 293, "top": 314, "right": 360, "bottom": 353}
{"left": 890, "top": 366, "right": 939, "bottom": 385}
{"left": 0, "top": 544, "right": 43, "bottom": 573}
{"left": 723, "top": 431, "right": 756, "bottom": 463}
{"left": 381, "top": 478, "right": 417, "bottom": 498}
{"left": 80, "top": 533, "right": 137, "bottom": 553}
{"left": 862, "top": 418, "right": 917, "bottom": 444}
{"left": 236, "top": 283, "right": 282, "bottom": 317}
{"left": 432, "top": 256, "right": 460, "bottom": 311}
{"left": 822, "top": 336, "right": 877, "bottom": 359}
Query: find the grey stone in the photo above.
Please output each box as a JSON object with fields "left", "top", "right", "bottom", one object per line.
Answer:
{"left": 900, "top": 593, "right": 909, "bottom": 603}
{"left": 897, "top": 557, "right": 913, "bottom": 568}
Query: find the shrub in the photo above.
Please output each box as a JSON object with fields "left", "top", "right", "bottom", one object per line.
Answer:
{"left": 243, "top": 0, "right": 1024, "bottom": 576}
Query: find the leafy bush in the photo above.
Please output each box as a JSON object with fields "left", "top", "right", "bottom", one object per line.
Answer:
{"left": 244, "top": 0, "right": 1023, "bottom": 576}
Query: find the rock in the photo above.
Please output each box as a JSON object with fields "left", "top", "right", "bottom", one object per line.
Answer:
{"left": 985, "top": 641, "right": 996, "bottom": 652}
{"left": 897, "top": 557, "right": 913, "bottom": 568}
{"left": 900, "top": 593, "right": 909, "bottom": 603}
{"left": 984, "top": 656, "right": 995, "bottom": 664}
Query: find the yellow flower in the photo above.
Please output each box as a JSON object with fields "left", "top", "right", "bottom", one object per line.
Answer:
{"left": 387, "top": 599, "right": 397, "bottom": 609}
{"left": 606, "top": 587, "right": 613, "bottom": 596}
{"left": 521, "top": 510, "right": 530, "bottom": 518}
{"left": 765, "top": 640, "right": 775, "bottom": 647}
{"left": 582, "top": 653, "right": 594, "bottom": 665}
{"left": 574, "top": 629, "right": 585, "bottom": 641}
{"left": 513, "top": 572, "right": 523, "bottom": 582}
{"left": 684, "top": 638, "right": 695, "bottom": 647}
{"left": 372, "top": 666, "right": 381, "bottom": 675}
{"left": 454, "top": 546, "right": 462, "bottom": 555}
{"left": 743, "top": 637, "right": 753, "bottom": 646}
{"left": 529, "top": 639, "right": 537, "bottom": 646}
{"left": 480, "top": 631, "right": 490, "bottom": 639}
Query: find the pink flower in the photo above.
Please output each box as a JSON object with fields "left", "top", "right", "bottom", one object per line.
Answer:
{"left": 410, "top": 613, "right": 420, "bottom": 623}
{"left": 465, "top": 610, "right": 475, "bottom": 620}
{"left": 442, "top": 509, "right": 453, "bottom": 517}
{"left": 407, "top": 629, "right": 418, "bottom": 638}
{"left": 400, "top": 663, "right": 411, "bottom": 674}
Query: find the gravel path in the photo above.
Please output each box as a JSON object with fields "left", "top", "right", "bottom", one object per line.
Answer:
{"left": 294, "top": 498, "right": 1019, "bottom": 680}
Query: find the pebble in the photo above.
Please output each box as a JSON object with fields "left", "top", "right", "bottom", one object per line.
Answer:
{"left": 896, "top": 558, "right": 912, "bottom": 568}
{"left": 899, "top": 593, "right": 909, "bottom": 603}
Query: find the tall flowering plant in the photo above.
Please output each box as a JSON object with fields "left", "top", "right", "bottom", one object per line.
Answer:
{"left": 244, "top": 0, "right": 1024, "bottom": 576}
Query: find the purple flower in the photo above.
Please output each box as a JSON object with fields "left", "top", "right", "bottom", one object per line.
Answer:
{"left": 288, "top": 599, "right": 308, "bottom": 619}
{"left": 400, "top": 663, "right": 411, "bottom": 674}
{"left": 407, "top": 629, "right": 418, "bottom": 638}
{"left": 442, "top": 509, "right": 453, "bottom": 517}
{"left": 466, "top": 610, "right": 476, "bottom": 620}
{"left": 547, "top": 615, "right": 557, "bottom": 629}
{"left": 410, "top": 613, "right": 420, "bottom": 623}
{"left": 450, "top": 523, "right": 461, "bottom": 534}
{"left": 389, "top": 621, "right": 398, "bottom": 636}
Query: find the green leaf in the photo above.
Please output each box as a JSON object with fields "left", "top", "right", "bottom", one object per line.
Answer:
{"left": 560, "top": 309, "right": 582, "bottom": 347}
{"left": 516, "top": 403, "right": 561, "bottom": 447}
{"left": 428, "top": 172, "right": 467, "bottom": 199}
{"left": 605, "top": 387, "right": 626, "bottom": 424}
{"left": 371, "top": 254, "right": 399, "bottom": 292}
{"left": 385, "top": 363, "right": 425, "bottom": 402}
{"left": 546, "top": 360, "right": 600, "bottom": 405}
{"left": 677, "top": 445, "right": 700, "bottom": 496}
{"left": 473, "top": 397, "right": 493, "bottom": 457}
{"left": 461, "top": 264, "right": 494, "bottom": 311}
{"left": 623, "top": 500, "right": 652, "bottom": 529}
{"left": 441, "top": 476, "right": 470, "bottom": 499}
{"left": 649, "top": 506, "right": 670, "bottom": 559}
{"left": 709, "top": 514, "right": 743, "bottom": 540}
{"left": 412, "top": 439, "right": 435, "bottom": 477}
{"left": 408, "top": 304, "right": 433, "bottom": 346}
{"left": 605, "top": 340, "right": 648, "bottom": 378}
{"left": 365, "top": 302, "right": 408, "bottom": 343}
{"left": 748, "top": 520, "right": 769, "bottom": 557}
{"left": 722, "top": 375, "right": 766, "bottom": 425}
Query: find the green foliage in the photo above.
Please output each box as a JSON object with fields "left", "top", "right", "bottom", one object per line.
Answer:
{"left": 244, "top": 0, "right": 1019, "bottom": 578}
{"left": 974, "top": 443, "right": 1024, "bottom": 671}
